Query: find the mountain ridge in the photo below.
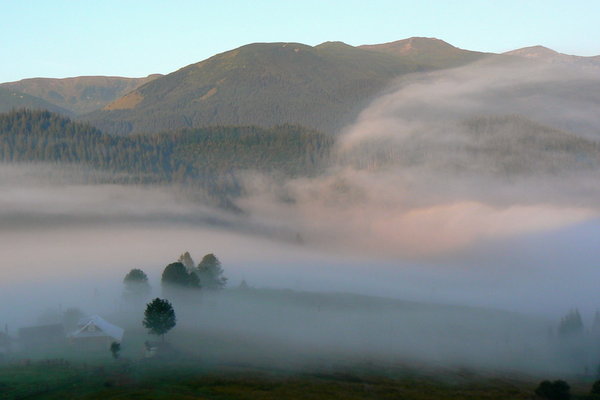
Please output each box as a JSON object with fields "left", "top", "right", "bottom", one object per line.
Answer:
{"left": 0, "top": 74, "right": 161, "bottom": 115}
{"left": 2, "top": 38, "right": 599, "bottom": 135}
{"left": 0, "top": 87, "right": 72, "bottom": 115}
{"left": 358, "top": 36, "right": 489, "bottom": 68}
{"left": 504, "top": 45, "right": 600, "bottom": 66}
{"left": 83, "top": 38, "right": 489, "bottom": 135}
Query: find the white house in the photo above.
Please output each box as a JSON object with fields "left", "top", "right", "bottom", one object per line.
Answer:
{"left": 68, "top": 315, "right": 124, "bottom": 348}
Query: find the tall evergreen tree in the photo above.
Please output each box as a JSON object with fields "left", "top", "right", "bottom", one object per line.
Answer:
{"left": 558, "top": 309, "right": 584, "bottom": 337}
{"left": 177, "top": 252, "right": 195, "bottom": 273}
{"left": 197, "top": 253, "right": 227, "bottom": 290}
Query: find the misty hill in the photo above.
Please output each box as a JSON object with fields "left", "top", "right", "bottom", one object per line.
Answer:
{"left": 340, "top": 115, "right": 600, "bottom": 178}
{"left": 0, "top": 110, "right": 332, "bottom": 196}
{"left": 82, "top": 39, "right": 488, "bottom": 135}
{"left": 0, "top": 75, "right": 161, "bottom": 115}
{"left": 0, "top": 87, "right": 71, "bottom": 115}
{"left": 119, "top": 286, "right": 559, "bottom": 377}
{"left": 3, "top": 110, "right": 598, "bottom": 200}
{"left": 459, "top": 115, "right": 600, "bottom": 175}
{"left": 1, "top": 286, "right": 569, "bottom": 398}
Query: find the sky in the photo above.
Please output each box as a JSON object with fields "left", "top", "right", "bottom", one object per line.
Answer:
{"left": 1, "top": 0, "right": 599, "bottom": 83}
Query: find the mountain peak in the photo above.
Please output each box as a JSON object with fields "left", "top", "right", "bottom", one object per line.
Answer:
{"left": 359, "top": 37, "right": 458, "bottom": 55}
{"left": 357, "top": 37, "right": 486, "bottom": 69}
{"left": 504, "top": 45, "right": 600, "bottom": 68}
{"left": 504, "top": 45, "right": 560, "bottom": 58}
{"left": 315, "top": 41, "right": 353, "bottom": 49}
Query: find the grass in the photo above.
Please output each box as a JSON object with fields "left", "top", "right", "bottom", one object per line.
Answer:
{"left": 1, "top": 288, "right": 596, "bottom": 399}
{"left": 2, "top": 355, "right": 594, "bottom": 400}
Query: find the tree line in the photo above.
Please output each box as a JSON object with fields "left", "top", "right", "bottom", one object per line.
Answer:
{"left": 123, "top": 251, "right": 227, "bottom": 298}
{"left": 0, "top": 109, "right": 333, "bottom": 197}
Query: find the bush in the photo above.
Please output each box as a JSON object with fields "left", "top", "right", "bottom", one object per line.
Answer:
{"left": 535, "top": 380, "right": 570, "bottom": 400}
{"left": 591, "top": 380, "right": 600, "bottom": 396}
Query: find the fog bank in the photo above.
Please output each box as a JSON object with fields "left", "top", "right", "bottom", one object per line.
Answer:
{"left": 2, "top": 57, "right": 600, "bottom": 375}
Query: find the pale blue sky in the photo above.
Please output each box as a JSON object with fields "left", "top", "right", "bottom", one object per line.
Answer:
{"left": 2, "top": 0, "right": 599, "bottom": 83}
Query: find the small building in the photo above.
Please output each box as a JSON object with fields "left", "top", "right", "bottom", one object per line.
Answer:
{"left": 18, "top": 324, "right": 65, "bottom": 350}
{"left": 68, "top": 315, "right": 124, "bottom": 349}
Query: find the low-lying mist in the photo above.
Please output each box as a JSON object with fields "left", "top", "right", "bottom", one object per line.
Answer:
{"left": 2, "top": 56, "right": 600, "bottom": 376}
{"left": 237, "top": 58, "right": 600, "bottom": 260}
{"left": 1, "top": 162, "right": 599, "bottom": 375}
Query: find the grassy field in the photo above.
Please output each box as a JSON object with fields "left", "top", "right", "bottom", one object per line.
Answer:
{"left": 0, "top": 359, "right": 523, "bottom": 399}
{"left": 2, "top": 289, "right": 596, "bottom": 399}
{"left": 1, "top": 355, "right": 598, "bottom": 400}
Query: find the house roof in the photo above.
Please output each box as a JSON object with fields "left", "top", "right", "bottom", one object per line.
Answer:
{"left": 69, "top": 315, "right": 124, "bottom": 342}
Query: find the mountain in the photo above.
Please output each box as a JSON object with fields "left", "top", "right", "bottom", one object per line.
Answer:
{"left": 504, "top": 45, "right": 560, "bottom": 59}
{"left": 0, "top": 75, "right": 161, "bottom": 115}
{"left": 83, "top": 38, "right": 488, "bottom": 135}
{"left": 358, "top": 37, "right": 488, "bottom": 68}
{"left": 505, "top": 45, "right": 600, "bottom": 67}
{"left": 0, "top": 87, "right": 71, "bottom": 115}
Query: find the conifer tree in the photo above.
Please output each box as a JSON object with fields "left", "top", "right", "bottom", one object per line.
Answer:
{"left": 197, "top": 254, "right": 227, "bottom": 290}
{"left": 177, "top": 252, "right": 195, "bottom": 273}
{"left": 558, "top": 309, "right": 584, "bottom": 337}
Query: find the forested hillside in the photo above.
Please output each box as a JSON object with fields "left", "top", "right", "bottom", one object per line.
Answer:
{"left": 338, "top": 115, "right": 600, "bottom": 177}
{"left": 84, "top": 39, "right": 487, "bottom": 135}
{"left": 0, "top": 110, "right": 332, "bottom": 195}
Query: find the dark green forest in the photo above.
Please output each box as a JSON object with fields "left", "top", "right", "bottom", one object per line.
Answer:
{"left": 0, "top": 110, "right": 333, "bottom": 197}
